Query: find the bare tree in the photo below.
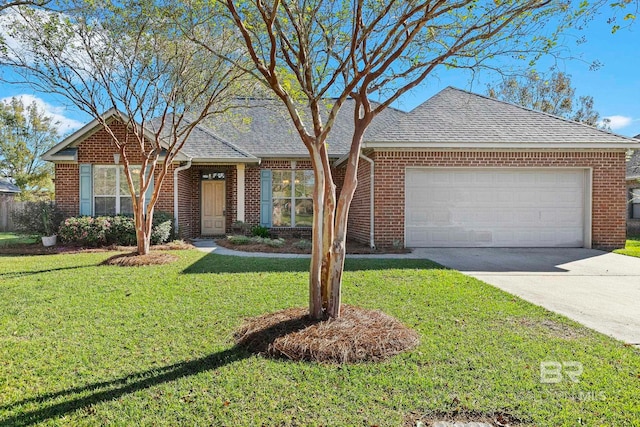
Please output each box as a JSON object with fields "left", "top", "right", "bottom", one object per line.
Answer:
{"left": 1, "top": 0, "right": 251, "bottom": 254}
{"left": 487, "top": 71, "right": 610, "bottom": 129}
{"left": 188, "top": 0, "right": 598, "bottom": 319}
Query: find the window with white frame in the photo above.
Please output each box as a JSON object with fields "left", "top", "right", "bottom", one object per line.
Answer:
{"left": 93, "top": 165, "right": 141, "bottom": 216}
{"left": 632, "top": 189, "right": 640, "bottom": 219}
{"left": 272, "top": 170, "right": 314, "bottom": 227}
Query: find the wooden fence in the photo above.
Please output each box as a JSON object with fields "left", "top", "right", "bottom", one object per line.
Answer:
{"left": 0, "top": 198, "right": 26, "bottom": 232}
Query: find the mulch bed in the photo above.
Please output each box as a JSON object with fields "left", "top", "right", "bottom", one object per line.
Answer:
{"left": 0, "top": 240, "right": 194, "bottom": 259}
{"left": 217, "top": 237, "right": 411, "bottom": 255}
{"left": 234, "top": 305, "right": 419, "bottom": 363}
{"left": 101, "top": 252, "right": 179, "bottom": 266}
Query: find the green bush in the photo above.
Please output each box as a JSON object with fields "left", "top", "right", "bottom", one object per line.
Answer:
{"left": 58, "top": 212, "right": 174, "bottom": 247}
{"left": 251, "top": 236, "right": 284, "bottom": 247}
{"left": 263, "top": 237, "right": 285, "bottom": 248}
{"left": 151, "top": 211, "right": 174, "bottom": 245}
{"left": 12, "top": 201, "right": 65, "bottom": 236}
{"left": 293, "top": 239, "right": 312, "bottom": 250}
{"left": 227, "top": 235, "right": 251, "bottom": 245}
{"left": 250, "top": 225, "right": 270, "bottom": 238}
{"left": 106, "top": 215, "right": 137, "bottom": 246}
{"left": 58, "top": 216, "right": 110, "bottom": 247}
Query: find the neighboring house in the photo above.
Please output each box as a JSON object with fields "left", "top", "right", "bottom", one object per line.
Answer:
{"left": 0, "top": 177, "right": 20, "bottom": 201}
{"left": 627, "top": 139, "right": 640, "bottom": 235}
{"left": 43, "top": 87, "right": 639, "bottom": 249}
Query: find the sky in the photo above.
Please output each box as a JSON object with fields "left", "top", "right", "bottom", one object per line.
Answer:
{"left": 0, "top": 7, "right": 639, "bottom": 139}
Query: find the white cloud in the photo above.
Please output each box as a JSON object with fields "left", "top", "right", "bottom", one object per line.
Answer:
{"left": 1, "top": 94, "right": 83, "bottom": 133}
{"left": 603, "top": 115, "right": 633, "bottom": 130}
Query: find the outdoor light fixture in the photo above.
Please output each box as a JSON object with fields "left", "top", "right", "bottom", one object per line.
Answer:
{"left": 113, "top": 153, "right": 120, "bottom": 164}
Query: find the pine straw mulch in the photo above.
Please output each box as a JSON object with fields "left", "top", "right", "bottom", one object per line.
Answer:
{"left": 101, "top": 251, "right": 179, "bottom": 266}
{"left": 0, "top": 240, "right": 194, "bottom": 257}
{"left": 234, "top": 305, "right": 420, "bottom": 363}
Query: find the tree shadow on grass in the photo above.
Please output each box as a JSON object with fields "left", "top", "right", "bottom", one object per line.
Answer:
{"left": 0, "top": 264, "right": 97, "bottom": 279}
{"left": 0, "top": 348, "right": 247, "bottom": 427}
{"left": 182, "top": 252, "right": 442, "bottom": 274}
{"left": 0, "top": 316, "right": 318, "bottom": 426}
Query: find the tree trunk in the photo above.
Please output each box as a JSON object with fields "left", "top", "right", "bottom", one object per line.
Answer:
{"left": 308, "top": 145, "right": 326, "bottom": 319}
{"left": 134, "top": 198, "right": 152, "bottom": 255}
{"left": 324, "top": 121, "right": 367, "bottom": 318}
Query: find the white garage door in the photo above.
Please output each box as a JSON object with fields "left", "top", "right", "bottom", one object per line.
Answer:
{"left": 405, "top": 168, "right": 587, "bottom": 247}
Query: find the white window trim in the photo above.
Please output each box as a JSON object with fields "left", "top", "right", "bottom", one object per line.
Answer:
{"left": 272, "top": 169, "right": 313, "bottom": 227}
{"left": 93, "top": 165, "right": 138, "bottom": 215}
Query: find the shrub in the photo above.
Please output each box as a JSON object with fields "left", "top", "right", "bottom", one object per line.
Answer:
{"left": 58, "top": 216, "right": 110, "bottom": 247}
{"left": 13, "top": 201, "right": 65, "bottom": 236}
{"left": 293, "top": 239, "right": 312, "bottom": 250}
{"left": 227, "top": 235, "right": 251, "bottom": 245}
{"left": 151, "top": 211, "right": 174, "bottom": 245}
{"left": 251, "top": 236, "right": 285, "bottom": 247}
{"left": 251, "top": 225, "right": 270, "bottom": 238}
{"left": 106, "top": 215, "right": 137, "bottom": 246}
{"left": 263, "top": 237, "right": 285, "bottom": 248}
{"left": 58, "top": 212, "right": 174, "bottom": 247}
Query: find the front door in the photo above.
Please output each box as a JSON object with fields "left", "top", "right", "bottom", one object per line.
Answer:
{"left": 201, "top": 180, "right": 226, "bottom": 235}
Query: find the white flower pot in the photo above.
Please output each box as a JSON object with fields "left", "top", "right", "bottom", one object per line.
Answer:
{"left": 41, "top": 235, "right": 57, "bottom": 247}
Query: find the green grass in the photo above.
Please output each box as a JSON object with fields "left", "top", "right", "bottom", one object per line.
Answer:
{"left": 0, "top": 251, "right": 638, "bottom": 426}
{"left": 0, "top": 232, "right": 37, "bottom": 246}
{"left": 614, "top": 236, "right": 640, "bottom": 258}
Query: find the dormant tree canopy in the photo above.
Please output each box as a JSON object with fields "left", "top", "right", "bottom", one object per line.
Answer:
{"left": 196, "top": 0, "right": 604, "bottom": 319}
{"left": 1, "top": 0, "right": 253, "bottom": 254}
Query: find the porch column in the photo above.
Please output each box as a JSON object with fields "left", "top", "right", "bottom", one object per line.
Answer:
{"left": 237, "top": 163, "right": 245, "bottom": 222}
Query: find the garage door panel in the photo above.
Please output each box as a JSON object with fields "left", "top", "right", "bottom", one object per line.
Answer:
{"left": 405, "top": 168, "right": 585, "bottom": 247}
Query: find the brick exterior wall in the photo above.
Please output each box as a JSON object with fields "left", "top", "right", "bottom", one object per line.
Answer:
{"left": 363, "top": 150, "right": 627, "bottom": 249}
{"left": 177, "top": 167, "right": 192, "bottom": 238}
{"left": 54, "top": 120, "right": 175, "bottom": 218}
{"left": 347, "top": 158, "right": 371, "bottom": 245}
{"left": 53, "top": 121, "right": 627, "bottom": 248}
{"left": 54, "top": 163, "right": 80, "bottom": 216}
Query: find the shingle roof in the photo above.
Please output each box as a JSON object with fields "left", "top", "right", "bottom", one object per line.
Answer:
{"left": 368, "top": 87, "right": 638, "bottom": 145}
{"left": 44, "top": 87, "right": 639, "bottom": 163}
{"left": 0, "top": 178, "right": 20, "bottom": 193}
{"left": 174, "top": 120, "right": 259, "bottom": 161}
{"left": 195, "top": 99, "right": 404, "bottom": 157}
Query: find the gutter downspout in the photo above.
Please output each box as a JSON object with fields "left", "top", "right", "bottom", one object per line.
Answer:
{"left": 359, "top": 153, "right": 375, "bottom": 249}
{"left": 173, "top": 158, "right": 193, "bottom": 235}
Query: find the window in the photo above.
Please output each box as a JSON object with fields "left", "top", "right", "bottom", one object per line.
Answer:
{"left": 271, "top": 170, "right": 314, "bottom": 227}
{"left": 93, "top": 165, "right": 141, "bottom": 216}
{"left": 632, "top": 189, "right": 640, "bottom": 219}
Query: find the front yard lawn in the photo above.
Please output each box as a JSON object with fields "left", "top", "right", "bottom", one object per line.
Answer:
{"left": 1, "top": 250, "right": 638, "bottom": 426}
{"left": 614, "top": 236, "right": 640, "bottom": 258}
{"left": 0, "top": 232, "right": 37, "bottom": 246}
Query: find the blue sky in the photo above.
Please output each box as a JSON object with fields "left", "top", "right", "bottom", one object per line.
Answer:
{"left": 1, "top": 9, "right": 638, "bottom": 138}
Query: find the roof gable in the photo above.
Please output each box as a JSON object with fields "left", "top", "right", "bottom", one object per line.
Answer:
{"left": 42, "top": 109, "right": 159, "bottom": 162}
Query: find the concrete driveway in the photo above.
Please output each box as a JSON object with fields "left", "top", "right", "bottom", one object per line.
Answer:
{"left": 414, "top": 248, "right": 640, "bottom": 345}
